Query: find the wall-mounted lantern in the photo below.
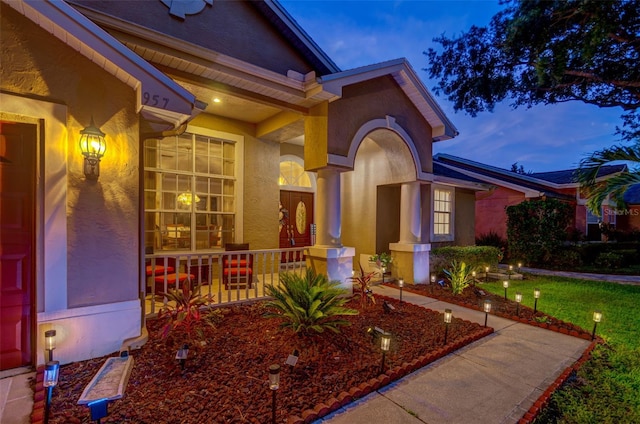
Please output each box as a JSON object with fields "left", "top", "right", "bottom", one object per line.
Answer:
{"left": 79, "top": 118, "right": 106, "bottom": 180}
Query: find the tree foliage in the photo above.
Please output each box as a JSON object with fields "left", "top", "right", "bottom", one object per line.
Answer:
{"left": 577, "top": 142, "right": 640, "bottom": 214}
{"left": 425, "top": 0, "right": 640, "bottom": 141}
{"left": 506, "top": 198, "right": 572, "bottom": 265}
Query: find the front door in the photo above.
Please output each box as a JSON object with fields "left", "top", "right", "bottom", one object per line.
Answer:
{"left": 279, "top": 191, "right": 313, "bottom": 262}
{"left": 0, "top": 120, "right": 36, "bottom": 370}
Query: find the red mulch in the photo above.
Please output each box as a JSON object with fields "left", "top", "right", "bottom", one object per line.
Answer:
{"left": 44, "top": 295, "right": 490, "bottom": 424}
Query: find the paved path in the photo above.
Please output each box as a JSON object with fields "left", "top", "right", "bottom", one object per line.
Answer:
{"left": 316, "top": 285, "right": 591, "bottom": 424}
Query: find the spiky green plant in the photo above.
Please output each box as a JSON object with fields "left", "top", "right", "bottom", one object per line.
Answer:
{"left": 264, "top": 270, "right": 359, "bottom": 335}
{"left": 442, "top": 260, "right": 475, "bottom": 295}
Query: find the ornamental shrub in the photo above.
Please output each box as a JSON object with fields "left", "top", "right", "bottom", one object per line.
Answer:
{"left": 431, "top": 245, "right": 502, "bottom": 275}
{"left": 506, "top": 199, "right": 572, "bottom": 266}
{"left": 595, "top": 251, "right": 624, "bottom": 269}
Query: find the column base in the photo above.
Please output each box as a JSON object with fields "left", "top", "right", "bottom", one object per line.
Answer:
{"left": 307, "top": 246, "right": 356, "bottom": 291}
{"left": 389, "top": 243, "right": 431, "bottom": 284}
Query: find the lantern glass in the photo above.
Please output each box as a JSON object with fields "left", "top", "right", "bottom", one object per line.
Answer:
{"left": 45, "top": 330, "right": 56, "bottom": 351}
{"left": 485, "top": 266, "right": 489, "bottom": 272}
{"left": 515, "top": 292, "right": 522, "bottom": 303}
{"left": 503, "top": 280, "right": 509, "bottom": 289}
{"left": 509, "top": 265, "right": 513, "bottom": 271}
{"left": 43, "top": 361, "right": 60, "bottom": 388}
{"left": 593, "top": 311, "right": 602, "bottom": 323}
{"left": 472, "top": 271, "right": 476, "bottom": 277}
{"left": 79, "top": 122, "right": 106, "bottom": 158}
{"left": 518, "top": 262, "right": 522, "bottom": 268}
{"left": 268, "top": 364, "right": 280, "bottom": 390}
{"left": 430, "top": 274, "right": 436, "bottom": 283}
{"left": 380, "top": 334, "right": 391, "bottom": 352}
{"left": 483, "top": 299, "right": 492, "bottom": 313}
{"left": 444, "top": 309, "right": 452, "bottom": 324}
{"left": 534, "top": 288, "right": 540, "bottom": 299}
{"left": 398, "top": 278, "right": 404, "bottom": 288}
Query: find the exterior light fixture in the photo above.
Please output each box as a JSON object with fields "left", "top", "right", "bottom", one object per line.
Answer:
{"left": 592, "top": 310, "right": 602, "bottom": 340}
{"left": 518, "top": 262, "right": 522, "bottom": 271}
{"left": 485, "top": 266, "right": 490, "bottom": 282}
{"left": 533, "top": 288, "right": 541, "bottom": 313}
{"left": 45, "top": 329, "right": 56, "bottom": 362}
{"left": 79, "top": 118, "right": 106, "bottom": 180}
{"left": 472, "top": 271, "right": 476, "bottom": 281}
{"left": 381, "top": 266, "right": 386, "bottom": 284}
{"left": 398, "top": 277, "right": 404, "bottom": 303}
{"left": 380, "top": 333, "right": 391, "bottom": 374}
{"left": 503, "top": 280, "right": 509, "bottom": 300}
{"left": 431, "top": 274, "right": 436, "bottom": 284}
{"left": 44, "top": 360, "right": 60, "bottom": 424}
{"left": 515, "top": 292, "right": 523, "bottom": 316}
{"left": 509, "top": 265, "right": 514, "bottom": 273}
{"left": 483, "top": 299, "right": 492, "bottom": 327}
{"left": 443, "top": 309, "right": 452, "bottom": 344}
{"left": 269, "top": 364, "right": 281, "bottom": 424}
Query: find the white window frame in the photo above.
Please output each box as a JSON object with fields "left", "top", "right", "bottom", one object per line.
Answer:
{"left": 431, "top": 185, "right": 455, "bottom": 242}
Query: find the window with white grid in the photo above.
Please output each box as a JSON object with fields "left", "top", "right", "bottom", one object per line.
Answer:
{"left": 433, "top": 188, "right": 453, "bottom": 237}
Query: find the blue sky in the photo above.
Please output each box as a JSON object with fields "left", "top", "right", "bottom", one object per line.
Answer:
{"left": 280, "top": 0, "right": 624, "bottom": 172}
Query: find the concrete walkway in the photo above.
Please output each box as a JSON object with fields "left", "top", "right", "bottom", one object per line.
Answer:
{"left": 0, "top": 369, "right": 33, "bottom": 424}
{"left": 316, "top": 285, "right": 591, "bottom": 424}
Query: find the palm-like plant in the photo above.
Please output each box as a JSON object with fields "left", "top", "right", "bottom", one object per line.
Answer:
{"left": 577, "top": 143, "right": 640, "bottom": 215}
{"left": 264, "top": 270, "right": 359, "bottom": 335}
{"left": 442, "top": 260, "right": 475, "bottom": 295}
{"left": 156, "top": 283, "right": 217, "bottom": 344}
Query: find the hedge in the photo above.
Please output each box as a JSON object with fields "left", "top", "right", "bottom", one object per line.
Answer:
{"left": 431, "top": 246, "right": 503, "bottom": 275}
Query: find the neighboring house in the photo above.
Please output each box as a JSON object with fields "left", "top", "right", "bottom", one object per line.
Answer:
{"left": 0, "top": 0, "right": 473, "bottom": 370}
{"left": 433, "top": 153, "right": 631, "bottom": 241}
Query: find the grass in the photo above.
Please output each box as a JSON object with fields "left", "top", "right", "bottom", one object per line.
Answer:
{"left": 481, "top": 276, "right": 640, "bottom": 423}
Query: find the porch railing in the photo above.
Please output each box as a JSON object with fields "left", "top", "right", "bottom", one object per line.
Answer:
{"left": 144, "top": 247, "right": 309, "bottom": 316}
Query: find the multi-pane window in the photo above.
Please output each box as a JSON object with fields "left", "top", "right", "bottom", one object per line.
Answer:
{"left": 144, "top": 132, "right": 236, "bottom": 251}
{"left": 433, "top": 189, "right": 452, "bottom": 236}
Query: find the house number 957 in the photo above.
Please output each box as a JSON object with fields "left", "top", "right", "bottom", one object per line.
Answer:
{"left": 142, "top": 92, "right": 169, "bottom": 108}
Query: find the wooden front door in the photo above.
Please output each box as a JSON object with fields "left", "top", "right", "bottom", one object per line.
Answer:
{"left": 279, "top": 191, "right": 313, "bottom": 261}
{"left": 0, "top": 121, "right": 36, "bottom": 370}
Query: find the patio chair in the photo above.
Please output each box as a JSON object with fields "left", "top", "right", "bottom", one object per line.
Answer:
{"left": 222, "top": 243, "right": 254, "bottom": 290}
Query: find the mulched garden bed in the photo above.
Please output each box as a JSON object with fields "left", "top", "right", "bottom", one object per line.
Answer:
{"left": 43, "top": 295, "right": 490, "bottom": 424}
{"left": 383, "top": 280, "right": 593, "bottom": 339}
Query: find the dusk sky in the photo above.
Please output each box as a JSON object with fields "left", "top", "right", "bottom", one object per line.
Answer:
{"left": 280, "top": 0, "right": 625, "bottom": 173}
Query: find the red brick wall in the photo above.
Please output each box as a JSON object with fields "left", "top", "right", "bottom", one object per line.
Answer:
{"left": 475, "top": 187, "right": 525, "bottom": 240}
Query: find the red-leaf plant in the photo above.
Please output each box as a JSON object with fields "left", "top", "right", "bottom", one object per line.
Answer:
{"left": 349, "top": 264, "right": 377, "bottom": 309}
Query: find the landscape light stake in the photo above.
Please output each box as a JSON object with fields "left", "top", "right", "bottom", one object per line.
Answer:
{"left": 269, "top": 364, "right": 280, "bottom": 424}
{"left": 398, "top": 278, "right": 404, "bottom": 303}
{"left": 43, "top": 361, "right": 60, "bottom": 424}
{"left": 381, "top": 266, "right": 386, "bottom": 284}
{"left": 517, "top": 262, "right": 522, "bottom": 273}
{"left": 534, "top": 288, "right": 540, "bottom": 313}
{"left": 485, "top": 266, "right": 489, "bottom": 282}
{"left": 431, "top": 274, "right": 436, "bottom": 284}
{"left": 515, "top": 292, "right": 522, "bottom": 316}
{"left": 443, "top": 309, "right": 452, "bottom": 345}
{"left": 176, "top": 344, "right": 189, "bottom": 370}
{"left": 592, "top": 310, "right": 602, "bottom": 340}
{"left": 503, "top": 280, "right": 509, "bottom": 300}
{"left": 483, "top": 299, "right": 492, "bottom": 327}
{"left": 380, "top": 333, "right": 391, "bottom": 374}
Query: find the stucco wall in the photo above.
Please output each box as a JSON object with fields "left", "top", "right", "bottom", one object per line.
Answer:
{"left": 1, "top": 5, "right": 139, "bottom": 308}
{"left": 327, "top": 77, "right": 434, "bottom": 174}
{"left": 69, "top": 0, "right": 316, "bottom": 76}
{"left": 454, "top": 188, "right": 476, "bottom": 246}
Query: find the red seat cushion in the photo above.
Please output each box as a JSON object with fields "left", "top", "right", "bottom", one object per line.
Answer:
{"left": 224, "top": 259, "right": 250, "bottom": 267}
{"left": 154, "top": 273, "right": 194, "bottom": 284}
{"left": 146, "top": 265, "right": 175, "bottom": 276}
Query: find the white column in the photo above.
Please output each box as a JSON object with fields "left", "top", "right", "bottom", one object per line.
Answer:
{"left": 316, "top": 168, "right": 342, "bottom": 247}
{"left": 399, "top": 181, "right": 421, "bottom": 244}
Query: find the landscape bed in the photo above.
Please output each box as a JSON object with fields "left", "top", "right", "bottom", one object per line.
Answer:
{"left": 43, "top": 295, "right": 491, "bottom": 423}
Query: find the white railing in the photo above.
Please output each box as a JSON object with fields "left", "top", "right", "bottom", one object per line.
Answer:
{"left": 144, "top": 247, "right": 309, "bottom": 315}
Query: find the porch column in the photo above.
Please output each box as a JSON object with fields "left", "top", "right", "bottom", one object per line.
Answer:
{"left": 315, "top": 168, "right": 342, "bottom": 247}
{"left": 307, "top": 167, "right": 354, "bottom": 291}
{"left": 390, "top": 181, "right": 431, "bottom": 284}
{"left": 399, "top": 181, "right": 421, "bottom": 244}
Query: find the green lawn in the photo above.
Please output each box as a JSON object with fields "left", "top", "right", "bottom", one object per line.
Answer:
{"left": 481, "top": 276, "right": 640, "bottom": 423}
